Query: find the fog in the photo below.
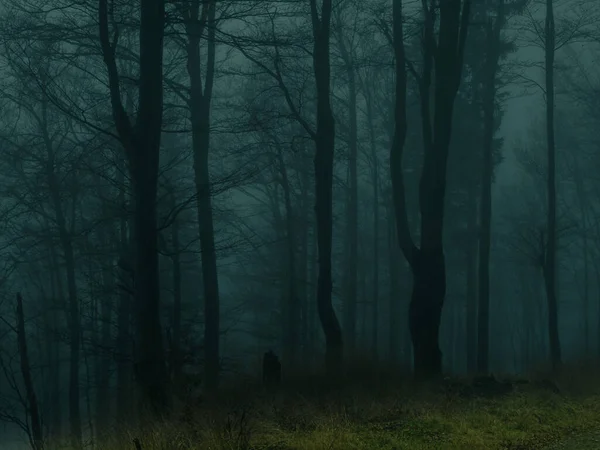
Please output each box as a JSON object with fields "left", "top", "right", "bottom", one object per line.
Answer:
{"left": 0, "top": 0, "right": 599, "bottom": 448}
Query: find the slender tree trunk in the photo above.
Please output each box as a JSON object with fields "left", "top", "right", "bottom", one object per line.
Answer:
{"left": 115, "top": 175, "right": 134, "bottom": 425}
{"left": 40, "top": 97, "right": 82, "bottom": 445}
{"left": 387, "top": 202, "right": 399, "bottom": 362}
{"left": 360, "top": 80, "right": 382, "bottom": 357}
{"left": 477, "top": 0, "right": 504, "bottom": 375}
{"left": 543, "top": 0, "right": 562, "bottom": 370}
{"left": 308, "top": 221, "right": 319, "bottom": 365}
{"left": 170, "top": 214, "right": 183, "bottom": 380}
{"left": 582, "top": 214, "right": 589, "bottom": 355}
{"left": 16, "top": 294, "right": 44, "bottom": 450}
{"left": 277, "top": 143, "right": 300, "bottom": 367}
{"left": 310, "top": 0, "right": 343, "bottom": 377}
{"left": 47, "top": 259, "right": 62, "bottom": 437}
{"left": 184, "top": 0, "right": 221, "bottom": 392}
{"left": 335, "top": 20, "right": 358, "bottom": 357}
{"left": 466, "top": 183, "right": 477, "bottom": 373}
{"left": 572, "top": 165, "right": 589, "bottom": 355}
{"left": 99, "top": 0, "right": 169, "bottom": 413}
{"left": 300, "top": 161, "right": 311, "bottom": 363}
{"left": 96, "top": 233, "right": 114, "bottom": 432}
{"left": 371, "top": 179, "right": 380, "bottom": 358}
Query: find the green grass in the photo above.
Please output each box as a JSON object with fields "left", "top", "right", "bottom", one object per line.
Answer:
{"left": 50, "top": 365, "right": 600, "bottom": 450}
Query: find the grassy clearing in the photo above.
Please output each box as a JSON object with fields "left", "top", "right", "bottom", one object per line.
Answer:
{"left": 51, "top": 365, "right": 600, "bottom": 450}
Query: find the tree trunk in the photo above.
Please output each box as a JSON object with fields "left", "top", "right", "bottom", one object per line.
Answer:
{"left": 114, "top": 162, "right": 134, "bottom": 424}
{"left": 408, "top": 249, "right": 445, "bottom": 376}
{"left": 387, "top": 202, "right": 400, "bottom": 362}
{"left": 335, "top": 19, "right": 358, "bottom": 357}
{"left": 44, "top": 146, "right": 82, "bottom": 445}
{"left": 170, "top": 213, "right": 183, "bottom": 380}
{"left": 390, "top": 0, "right": 471, "bottom": 379}
{"left": 543, "top": 0, "right": 562, "bottom": 370}
{"left": 16, "top": 294, "right": 44, "bottom": 450}
{"left": 465, "top": 183, "right": 477, "bottom": 373}
{"left": 277, "top": 142, "right": 299, "bottom": 367}
{"left": 99, "top": 0, "right": 169, "bottom": 413}
{"left": 96, "top": 230, "right": 114, "bottom": 433}
{"left": 368, "top": 103, "right": 380, "bottom": 359}
{"left": 477, "top": 0, "right": 504, "bottom": 375}
{"left": 310, "top": 0, "right": 343, "bottom": 377}
{"left": 300, "top": 159, "right": 311, "bottom": 364}
{"left": 184, "top": 0, "right": 221, "bottom": 392}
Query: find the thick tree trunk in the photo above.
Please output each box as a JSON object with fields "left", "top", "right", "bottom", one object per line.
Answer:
{"left": 131, "top": 173, "right": 168, "bottom": 412}
{"left": 408, "top": 249, "right": 445, "bottom": 376}
{"left": 390, "top": 0, "right": 470, "bottom": 379}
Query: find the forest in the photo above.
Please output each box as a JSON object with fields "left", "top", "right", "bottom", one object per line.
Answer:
{"left": 0, "top": 0, "right": 600, "bottom": 448}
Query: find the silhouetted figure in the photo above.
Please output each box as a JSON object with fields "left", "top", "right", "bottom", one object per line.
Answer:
{"left": 262, "top": 350, "right": 281, "bottom": 386}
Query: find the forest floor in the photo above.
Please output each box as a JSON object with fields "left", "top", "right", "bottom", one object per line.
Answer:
{"left": 58, "top": 363, "right": 600, "bottom": 450}
{"left": 550, "top": 431, "right": 600, "bottom": 449}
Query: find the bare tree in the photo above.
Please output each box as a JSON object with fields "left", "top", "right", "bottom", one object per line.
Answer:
{"left": 15, "top": 294, "right": 43, "bottom": 450}
{"left": 517, "top": 0, "right": 597, "bottom": 369}
{"left": 390, "top": 0, "right": 471, "bottom": 378}
{"left": 309, "top": 0, "right": 344, "bottom": 376}
{"left": 98, "top": 0, "right": 169, "bottom": 412}
{"left": 172, "top": 0, "right": 221, "bottom": 393}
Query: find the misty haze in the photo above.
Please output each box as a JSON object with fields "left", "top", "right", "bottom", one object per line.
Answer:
{"left": 1, "top": 0, "right": 600, "bottom": 448}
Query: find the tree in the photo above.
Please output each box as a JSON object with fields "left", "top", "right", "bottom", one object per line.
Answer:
{"left": 309, "top": 0, "right": 344, "bottom": 376}
{"left": 172, "top": 0, "right": 221, "bottom": 393}
{"left": 390, "top": 0, "right": 471, "bottom": 378}
{"left": 518, "top": 0, "right": 597, "bottom": 369}
{"left": 15, "top": 293, "right": 43, "bottom": 450}
{"left": 543, "top": 0, "right": 561, "bottom": 370}
{"left": 98, "top": 0, "right": 169, "bottom": 412}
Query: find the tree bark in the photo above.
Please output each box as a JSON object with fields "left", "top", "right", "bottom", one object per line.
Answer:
{"left": 181, "top": 0, "right": 221, "bottom": 392}
{"left": 466, "top": 183, "right": 477, "bottom": 373}
{"left": 543, "top": 0, "right": 562, "bottom": 370}
{"left": 16, "top": 294, "right": 44, "bottom": 450}
{"left": 390, "top": 0, "right": 471, "bottom": 379}
{"left": 276, "top": 141, "right": 299, "bottom": 367}
{"left": 170, "top": 211, "right": 183, "bottom": 380}
{"left": 309, "top": 0, "right": 343, "bottom": 377}
{"left": 99, "top": 0, "right": 169, "bottom": 413}
{"left": 477, "top": 3, "right": 504, "bottom": 374}
{"left": 335, "top": 16, "right": 358, "bottom": 357}
{"left": 41, "top": 99, "right": 82, "bottom": 446}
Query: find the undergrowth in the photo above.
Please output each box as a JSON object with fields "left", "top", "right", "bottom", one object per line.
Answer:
{"left": 48, "top": 361, "right": 600, "bottom": 450}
